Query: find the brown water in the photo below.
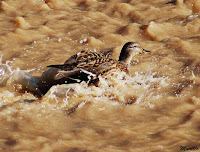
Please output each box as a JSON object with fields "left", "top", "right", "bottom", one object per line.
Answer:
{"left": 1, "top": 0, "right": 200, "bottom": 151}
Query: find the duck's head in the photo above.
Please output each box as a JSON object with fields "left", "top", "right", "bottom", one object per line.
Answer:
{"left": 118, "top": 42, "right": 151, "bottom": 64}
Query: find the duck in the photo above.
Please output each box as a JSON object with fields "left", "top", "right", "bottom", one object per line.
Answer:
{"left": 36, "top": 42, "right": 151, "bottom": 96}
{"left": 47, "top": 42, "right": 151, "bottom": 82}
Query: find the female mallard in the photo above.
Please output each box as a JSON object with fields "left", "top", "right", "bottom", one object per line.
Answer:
{"left": 47, "top": 42, "right": 151, "bottom": 82}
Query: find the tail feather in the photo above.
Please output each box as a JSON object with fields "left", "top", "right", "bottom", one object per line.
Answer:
{"left": 47, "top": 63, "right": 77, "bottom": 71}
{"left": 47, "top": 64, "right": 65, "bottom": 69}
{"left": 47, "top": 64, "right": 74, "bottom": 70}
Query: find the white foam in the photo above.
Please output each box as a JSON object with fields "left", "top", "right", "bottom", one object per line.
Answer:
{"left": 44, "top": 68, "right": 169, "bottom": 109}
{"left": 80, "top": 38, "right": 87, "bottom": 44}
{"left": 0, "top": 56, "right": 13, "bottom": 86}
{"left": 58, "top": 38, "right": 62, "bottom": 42}
{"left": 0, "top": 90, "right": 15, "bottom": 107}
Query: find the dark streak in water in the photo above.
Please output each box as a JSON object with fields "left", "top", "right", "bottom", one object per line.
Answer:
{"left": 5, "top": 139, "right": 18, "bottom": 146}
{"left": 124, "top": 97, "right": 137, "bottom": 105}
{"left": 165, "top": 0, "right": 177, "bottom": 4}
{"left": 180, "top": 110, "right": 195, "bottom": 125}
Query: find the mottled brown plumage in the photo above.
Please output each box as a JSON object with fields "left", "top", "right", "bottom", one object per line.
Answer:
{"left": 47, "top": 42, "right": 150, "bottom": 82}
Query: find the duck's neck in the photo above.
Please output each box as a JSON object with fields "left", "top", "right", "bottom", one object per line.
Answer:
{"left": 118, "top": 49, "right": 132, "bottom": 64}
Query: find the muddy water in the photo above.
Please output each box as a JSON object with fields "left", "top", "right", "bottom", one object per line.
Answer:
{"left": 0, "top": 0, "right": 200, "bottom": 151}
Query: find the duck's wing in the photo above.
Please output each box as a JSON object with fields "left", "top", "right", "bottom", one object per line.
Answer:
{"left": 47, "top": 51, "right": 114, "bottom": 80}
{"left": 76, "top": 51, "right": 106, "bottom": 65}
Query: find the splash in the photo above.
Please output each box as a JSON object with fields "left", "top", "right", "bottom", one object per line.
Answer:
{"left": 0, "top": 56, "right": 39, "bottom": 106}
{"left": 0, "top": 55, "right": 13, "bottom": 86}
{"left": 42, "top": 69, "right": 169, "bottom": 109}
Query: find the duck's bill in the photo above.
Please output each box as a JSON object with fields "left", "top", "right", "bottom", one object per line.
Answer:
{"left": 141, "top": 49, "right": 151, "bottom": 54}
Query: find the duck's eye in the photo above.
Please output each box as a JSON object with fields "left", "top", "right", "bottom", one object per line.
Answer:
{"left": 129, "top": 46, "right": 138, "bottom": 49}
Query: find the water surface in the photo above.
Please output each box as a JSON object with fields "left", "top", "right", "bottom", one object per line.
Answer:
{"left": 0, "top": 0, "right": 200, "bottom": 151}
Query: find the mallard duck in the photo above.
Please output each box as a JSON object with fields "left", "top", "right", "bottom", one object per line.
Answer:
{"left": 47, "top": 42, "right": 151, "bottom": 81}
{"left": 36, "top": 42, "right": 151, "bottom": 96}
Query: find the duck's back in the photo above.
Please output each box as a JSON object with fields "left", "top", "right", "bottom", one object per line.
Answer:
{"left": 75, "top": 51, "right": 116, "bottom": 72}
